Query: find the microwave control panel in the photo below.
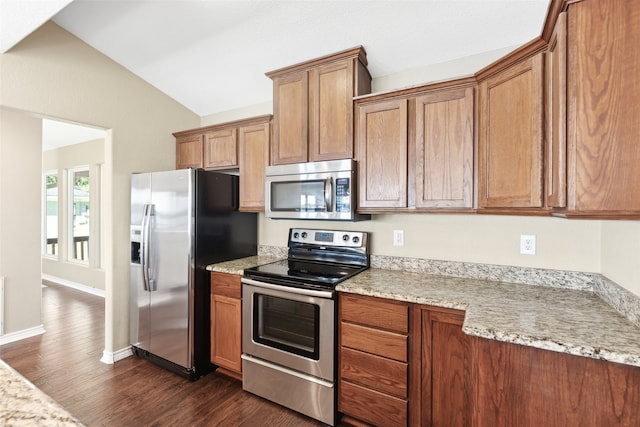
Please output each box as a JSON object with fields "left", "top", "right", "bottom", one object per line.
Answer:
{"left": 335, "top": 178, "right": 350, "bottom": 213}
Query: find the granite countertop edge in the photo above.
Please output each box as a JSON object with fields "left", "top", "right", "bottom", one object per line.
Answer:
{"left": 337, "top": 268, "right": 640, "bottom": 368}
{"left": 205, "top": 255, "right": 283, "bottom": 276}
{"left": 206, "top": 258, "right": 640, "bottom": 368}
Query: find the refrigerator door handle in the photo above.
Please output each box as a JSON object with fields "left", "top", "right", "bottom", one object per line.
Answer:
{"left": 141, "top": 203, "right": 154, "bottom": 292}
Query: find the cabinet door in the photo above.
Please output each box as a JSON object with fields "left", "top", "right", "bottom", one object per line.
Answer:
{"left": 210, "top": 294, "right": 242, "bottom": 374}
{"left": 203, "top": 128, "right": 238, "bottom": 170}
{"left": 239, "top": 122, "right": 270, "bottom": 212}
{"left": 421, "top": 307, "right": 470, "bottom": 427}
{"left": 415, "top": 87, "right": 475, "bottom": 209}
{"left": 308, "top": 60, "right": 354, "bottom": 161}
{"left": 545, "top": 12, "right": 567, "bottom": 208}
{"left": 176, "top": 135, "right": 203, "bottom": 169}
{"left": 356, "top": 99, "right": 408, "bottom": 209}
{"left": 567, "top": 0, "right": 640, "bottom": 212}
{"left": 271, "top": 71, "right": 308, "bottom": 165}
{"left": 472, "top": 337, "right": 640, "bottom": 426}
{"left": 478, "top": 54, "right": 543, "bottom": 209}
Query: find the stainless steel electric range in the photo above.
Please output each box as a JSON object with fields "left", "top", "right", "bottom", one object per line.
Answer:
{"left": 241, "top": 228, "right": 369, "bottom": 426}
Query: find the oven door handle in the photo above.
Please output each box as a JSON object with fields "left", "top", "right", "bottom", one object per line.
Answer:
{"left": 241, "top": 277, "right": 334, "bottom": 299}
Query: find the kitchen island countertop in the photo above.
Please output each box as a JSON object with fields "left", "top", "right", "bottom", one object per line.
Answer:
{"left": 337, "top": 268, "right": 640, "bottom": 368}
{"left": 0, "top": 359, "right": 84, "bottom": 426}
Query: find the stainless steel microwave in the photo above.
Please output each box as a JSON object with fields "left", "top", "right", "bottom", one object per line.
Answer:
{"left": 265, "top": 159, "right": 369, "bottom": 221}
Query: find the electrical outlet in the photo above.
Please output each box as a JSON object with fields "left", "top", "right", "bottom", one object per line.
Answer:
{"left": 393, "top": 230, "right": 404, "bottom": 246}
{"left": 520, "top": 234, "right": 536, "bottom": 255}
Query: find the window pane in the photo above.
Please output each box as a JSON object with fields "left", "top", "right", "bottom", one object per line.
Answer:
{"left": 71, "top": 169, "right": 90, "bottom": 263}
{"left": 45, "top": 174, "right": 58, "bottom": 256}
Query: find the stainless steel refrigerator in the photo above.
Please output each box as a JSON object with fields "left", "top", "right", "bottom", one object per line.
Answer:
{"left": 129, "top": 168, "right": 257, "bottom": 379}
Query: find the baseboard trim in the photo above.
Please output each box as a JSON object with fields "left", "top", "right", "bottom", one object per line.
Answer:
{"left": 0, "top": 325, "right": 46, "bottom": 346}
{"left": 42, "top": 274, "right": 105, "bottom": 298}
{"left": 100, "top": 346, "right": 133, "bottom": 364}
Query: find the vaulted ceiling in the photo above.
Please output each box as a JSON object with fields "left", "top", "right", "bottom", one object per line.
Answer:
{"left": 2, "top": 0, "right": 551, "bottom": 117}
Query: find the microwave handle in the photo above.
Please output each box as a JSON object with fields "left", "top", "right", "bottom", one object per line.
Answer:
{"left": 324, "top": 176, "right": 333, "bottom": 212}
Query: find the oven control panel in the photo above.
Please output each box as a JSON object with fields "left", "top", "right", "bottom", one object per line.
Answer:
{"left": 289, "top": 228, "right": 367, "bottom": 248}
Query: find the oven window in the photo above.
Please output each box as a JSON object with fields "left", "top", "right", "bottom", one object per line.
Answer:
{"left": 270, "top": 180, "right": 327, "bottom": 212}
{"left": 253, "top": 293, "right": 320, "bottom": 360}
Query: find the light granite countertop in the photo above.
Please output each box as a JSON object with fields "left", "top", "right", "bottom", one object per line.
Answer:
{"left": 337, "top": 268, "right": 640, "bottom": 368}
{"left": 0, "top": 359, "right": 84, "bottom": 426}
{"left": 206, "top": 255, "right": 283, "bottom": 276}
{"left": 207, "top": 249, "right": 640, "bottom": 368}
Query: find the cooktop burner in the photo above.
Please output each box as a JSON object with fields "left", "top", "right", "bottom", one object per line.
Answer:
{"left": 243, "top": 228, "right": 370, "bottom": 291}
{"left": 244, "top": 259, "right": 367, "bottom": 289}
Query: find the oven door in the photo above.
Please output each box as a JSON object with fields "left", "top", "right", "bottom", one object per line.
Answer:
{"left": 241, "top": 278, "right": 335, "bottom": 381}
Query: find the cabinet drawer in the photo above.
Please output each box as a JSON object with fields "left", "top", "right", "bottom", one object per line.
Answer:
{"left": 210, "top": 272, "right": 241, "bottom": 299}
{"left": 339, "top": 380, "right": 407, "bottom": 427}
{"left": 340, "top": 347, "right": 407, "bottom": 398}
{"left": 341, "top": 322, "right": 407, "bottom": 362}
{"left": 340, "top": 293, "right": 409, "bottom": 333}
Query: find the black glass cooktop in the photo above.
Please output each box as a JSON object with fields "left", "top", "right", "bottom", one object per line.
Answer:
{"left": 243, "top": 259, "right": 367, "bottom": 290}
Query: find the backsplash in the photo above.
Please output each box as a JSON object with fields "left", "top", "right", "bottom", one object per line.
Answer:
{"left": 258, "top": 245, "right": 640, "bottom": 328}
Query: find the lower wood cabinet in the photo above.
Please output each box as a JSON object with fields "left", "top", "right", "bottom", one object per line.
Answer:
{"left": 412, "top": 305, "right": 470, "bottom": 427}
{"left": 471, "top": 337, "right": 640, "bottom": 426}
{"left": 210, "top": 272, "right": 242, "bottom": 380}
{"left": 339, "top": 293, "right": 409, "bottom": 427}
{"left": 339, "top": 292, "right": 640, "bottom": 427}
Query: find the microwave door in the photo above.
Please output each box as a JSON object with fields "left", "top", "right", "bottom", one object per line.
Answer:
{"left": 270, "top": 179, "right": 328, "bottom": 214}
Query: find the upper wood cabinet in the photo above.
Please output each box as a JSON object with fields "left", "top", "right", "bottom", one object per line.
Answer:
{"left": 175, "top": 128, "right": 238, "bottom": 171}
{"left": 356, "top": 98, "right": 409, "bottom": 209}
{"left": 477, "top": 53, "right": 544, "bottom": 210}
{"left": 267, "top": 46, "right": 371, "bottom": 165}
{"left": 545, "top": 11, "right": 567, "bottom": 209}
{"left": 173, "top": 115, "right": 272, "bottom": 212}
{"left": 238, "top": 121, "right": 270, "bottom": 212}
{"left": 175, "top": 134, "right": 204, "bottom": 169}
{"left": 559, "top": 0, "right": 640, "bottom": 217}
{"left": 355, "top": 82, "right": 475, "bottom": 212}
{"left": 203, "top": 128, "right": 237, "bottom": 170}
{"left": 415, "top": 87, "right": 474, "bottom": 209}
{"left": 270, "top": 71, "right": 308, "bottom": 164}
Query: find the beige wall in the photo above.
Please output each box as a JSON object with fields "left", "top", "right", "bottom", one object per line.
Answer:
{"left": 601, "top": 221, "right": 640, "bottom": 296}
{"left": 0, "top": 22, "right": 200, "bottom": 353}
{"left": 0, "top": 108, "right": 43, "bottom": 334}
{"left": 259, "top": 214, "right": 602, "bottom": 272}
{"left": 42, "top": 138, "right": 106, "bottom": 291}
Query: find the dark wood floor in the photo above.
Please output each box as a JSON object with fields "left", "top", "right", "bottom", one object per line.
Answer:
{"left": 0, "top": 283, "right": 331, "bottom": 426}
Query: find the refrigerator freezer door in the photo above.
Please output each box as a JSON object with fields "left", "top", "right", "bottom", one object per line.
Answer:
{"left": 148, "top": 169, "right": 193, "bottom": 369}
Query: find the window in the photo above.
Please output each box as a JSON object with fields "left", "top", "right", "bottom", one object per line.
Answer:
{"left": 44, "top": 171, "right": 59, "bottom": 257}
{"left": 69, "top": 167, "right": 90, "bottom": 263}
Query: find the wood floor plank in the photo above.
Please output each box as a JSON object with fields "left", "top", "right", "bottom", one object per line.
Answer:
{"left": 0, "top": 283, "right": 342, "bottom": 426}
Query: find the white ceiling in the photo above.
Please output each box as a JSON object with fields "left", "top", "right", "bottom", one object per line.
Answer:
{"left": 3, "top": 0, "right": 551, "bottom": 118}
{"left": 42, "top": 119, "right": 106, "bottom": 151}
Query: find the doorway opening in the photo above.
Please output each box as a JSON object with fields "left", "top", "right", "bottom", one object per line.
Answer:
{"left": 42, "top": 118, "right": 106, "bottom": 296}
